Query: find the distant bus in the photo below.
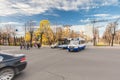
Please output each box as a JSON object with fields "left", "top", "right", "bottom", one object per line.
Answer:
{"left": 58, "top": 38, "right": 71, "bottom": 49}
{"left": 51, "top": 38, "right": 71, "bottom": 49}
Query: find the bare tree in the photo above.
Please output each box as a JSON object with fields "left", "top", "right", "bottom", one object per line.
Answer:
{"left": 56, "top": 27, "right": 63, "bottom": 40}
{"left": 26, "top": 20, "right": 36, "bottom": 47}
{"left": 2, "top": 24, "right": 18, "bottom": 46}
{"left": 3, "top": 24, "right": 13, "bottom": 45}
{"left": 103, "top": 23, "right": 113, "bottom": 45}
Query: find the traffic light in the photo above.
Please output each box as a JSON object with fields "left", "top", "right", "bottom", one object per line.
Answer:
{"left": 16, "top": 29, "right": 18, "bottom": 31}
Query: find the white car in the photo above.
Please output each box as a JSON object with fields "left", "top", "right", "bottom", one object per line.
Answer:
{"left": 51, "top": 43, "right": 59, "bottom": 48}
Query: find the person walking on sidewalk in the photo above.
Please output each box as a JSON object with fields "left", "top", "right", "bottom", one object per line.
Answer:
{"left": 20, "top": 41, "right": 23, "bottom": 49}
{"left": 27, "top": 42, "right": 30, "bottom": 50}
{"left": 37, "top": 42, "right": 41, "bottom": 48}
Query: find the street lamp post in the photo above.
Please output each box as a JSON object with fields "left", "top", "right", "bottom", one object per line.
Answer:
{"left": 92, "top": 22, "right": 96, "bottom": 46}
{"left": 13, "top": 29, "right": 18, "bottom": 46}
{"left": 27, "top": 20, "right": 36, "bottom": 48}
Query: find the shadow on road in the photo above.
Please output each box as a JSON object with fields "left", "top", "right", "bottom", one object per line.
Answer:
{"left": 13, "top": 71, "right": 27, "bottom": 80}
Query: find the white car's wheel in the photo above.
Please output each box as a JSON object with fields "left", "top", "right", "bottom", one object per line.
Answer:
{"left": 0, "top": 68, "right": 15, "bottom": 80}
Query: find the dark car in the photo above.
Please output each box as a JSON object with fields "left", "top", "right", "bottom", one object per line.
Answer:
{"left": 0, "top": 52, "right": 27, "bottom": 80}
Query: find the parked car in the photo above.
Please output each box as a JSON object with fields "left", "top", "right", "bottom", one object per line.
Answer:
{"left": 51, "top": 43, "right": 59, "bottom": 48}
{"left": 0, "top": 52, "right": 27, "bottom": 80}
{"left": 58, "top": 44, "right": 68, "bottom": 49}
{"left": 68, "top": 39, "right": 86, "bottom": 52}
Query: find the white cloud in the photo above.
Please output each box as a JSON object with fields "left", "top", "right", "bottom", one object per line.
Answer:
{"left": 0, "top": 22, "right": 21, "bottom": 25}
{"left": 80, "top": 18, "right": 90, "bottom": 23}
{"left": 101, "top": 0, "right": 119, "bottom": 6}
{"left": 110, "top": 15, "right": 120, "bottom": 19}
{"left": 0, "top": 0, "right": 119, "bottom": 16}
{"left": 43, "top": 13, "right": 59, "bottom": 17}
{"left": 71, "top": 25, "right": 85, "bottom": 32}
{"left": 94, "top": 14, "right": 110, "bottom": 17}
{"left": 70, "top": 24, "right": 93, "bottom": 37}
{"left": 94, "top": 13, "right": 120, "bottom": 19}
{"left": 0, "top": 0, "right": 18, "bottom": 16}
{"left": 50, "top": 24, "right": 85, "bottom": 31}
{"left": 94, "top": 14, "right": 120, "bottom": 20}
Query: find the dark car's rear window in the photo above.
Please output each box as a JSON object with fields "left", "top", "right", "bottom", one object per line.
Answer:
{"left": 0, "top": 54, "right": 14, "bottom": 60}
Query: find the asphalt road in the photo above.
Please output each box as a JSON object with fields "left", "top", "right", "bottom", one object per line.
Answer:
{"left": 1, "top": 46, "right": 120, "bottom": 80}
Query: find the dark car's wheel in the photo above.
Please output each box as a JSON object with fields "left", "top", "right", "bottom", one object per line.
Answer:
{"left": 0, "top": 68, "right": 15, "bottom": 80}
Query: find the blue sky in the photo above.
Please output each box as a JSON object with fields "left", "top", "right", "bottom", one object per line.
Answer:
{"left": 0, "top": 0, "right": 120, "bottom": 36}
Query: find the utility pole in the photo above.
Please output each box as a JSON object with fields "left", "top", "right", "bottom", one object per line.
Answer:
{"left": 111, "top": 23, "right": 115, "bottom": 46}
{"left": 29, "top": 20, "right": 35, "bottom": 48}
{"left": 111, "top": 18, "right": 120, "bottom": 46}
{"left": 91, "top": 20, "right": 96, "bottom": 46}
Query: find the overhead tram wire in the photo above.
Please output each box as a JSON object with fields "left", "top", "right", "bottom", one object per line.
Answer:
{"left": 90, "top": 17, "right": 120, "bottom": 46}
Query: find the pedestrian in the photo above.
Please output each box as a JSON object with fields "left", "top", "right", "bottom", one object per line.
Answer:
{"left": 34, "top": 42, "right": 37, "bottom": 48}
{"left": 20, "top": 42, "right": 23, "bottom": 49}
{"left": 27, "top": 42, "right": 30, "bottom": 50}
{"left": 23, "top": 42, "right": 27, "bottom": 49}
{"left": 37, "top": 42, "right": 41, "bottom": 48}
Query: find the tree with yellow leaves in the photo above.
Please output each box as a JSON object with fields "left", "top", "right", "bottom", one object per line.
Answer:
{"left": 25, "top": 32, "right": 31, "bottom": 42}
{"left": 34, "top": 20, "right": 54, "bottom": 45}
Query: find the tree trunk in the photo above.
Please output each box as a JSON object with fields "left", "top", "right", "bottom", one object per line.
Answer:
{"left": 14, "top": 36, "right": 17, "bottom": 46}
{"left": 8, "top": 37, "right": 10, "bottom": 46}
{"left": 108, "top": 41, "right": 111, "bottom": 46}
{"left": 30, "top": 32, "right": 33, "bottom": 47}
{"left": 93, "top": 37, "right": 96, "bottom": 46}
{"left": 40, "top": 33, "right": 43, "bottom": 46}
{"left": 0, "top": 37, "right": 1, "bottom": 45}
{"left": 111, "top": 34, "right": 114, "bottom": 46}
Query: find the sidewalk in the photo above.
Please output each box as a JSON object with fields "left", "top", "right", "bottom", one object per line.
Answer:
{"left": 86, "top": 43, "right": 120, "bottom": 49}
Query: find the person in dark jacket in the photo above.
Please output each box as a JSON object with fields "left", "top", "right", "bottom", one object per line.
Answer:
{"left": 37, "top": 42, "right": 41, "bottom": 48}
{"left": 27, "top": 42, "right": 30, "bottom": 50}
{"left": 20, "top": 42, "right": 23, "bottom": 49}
